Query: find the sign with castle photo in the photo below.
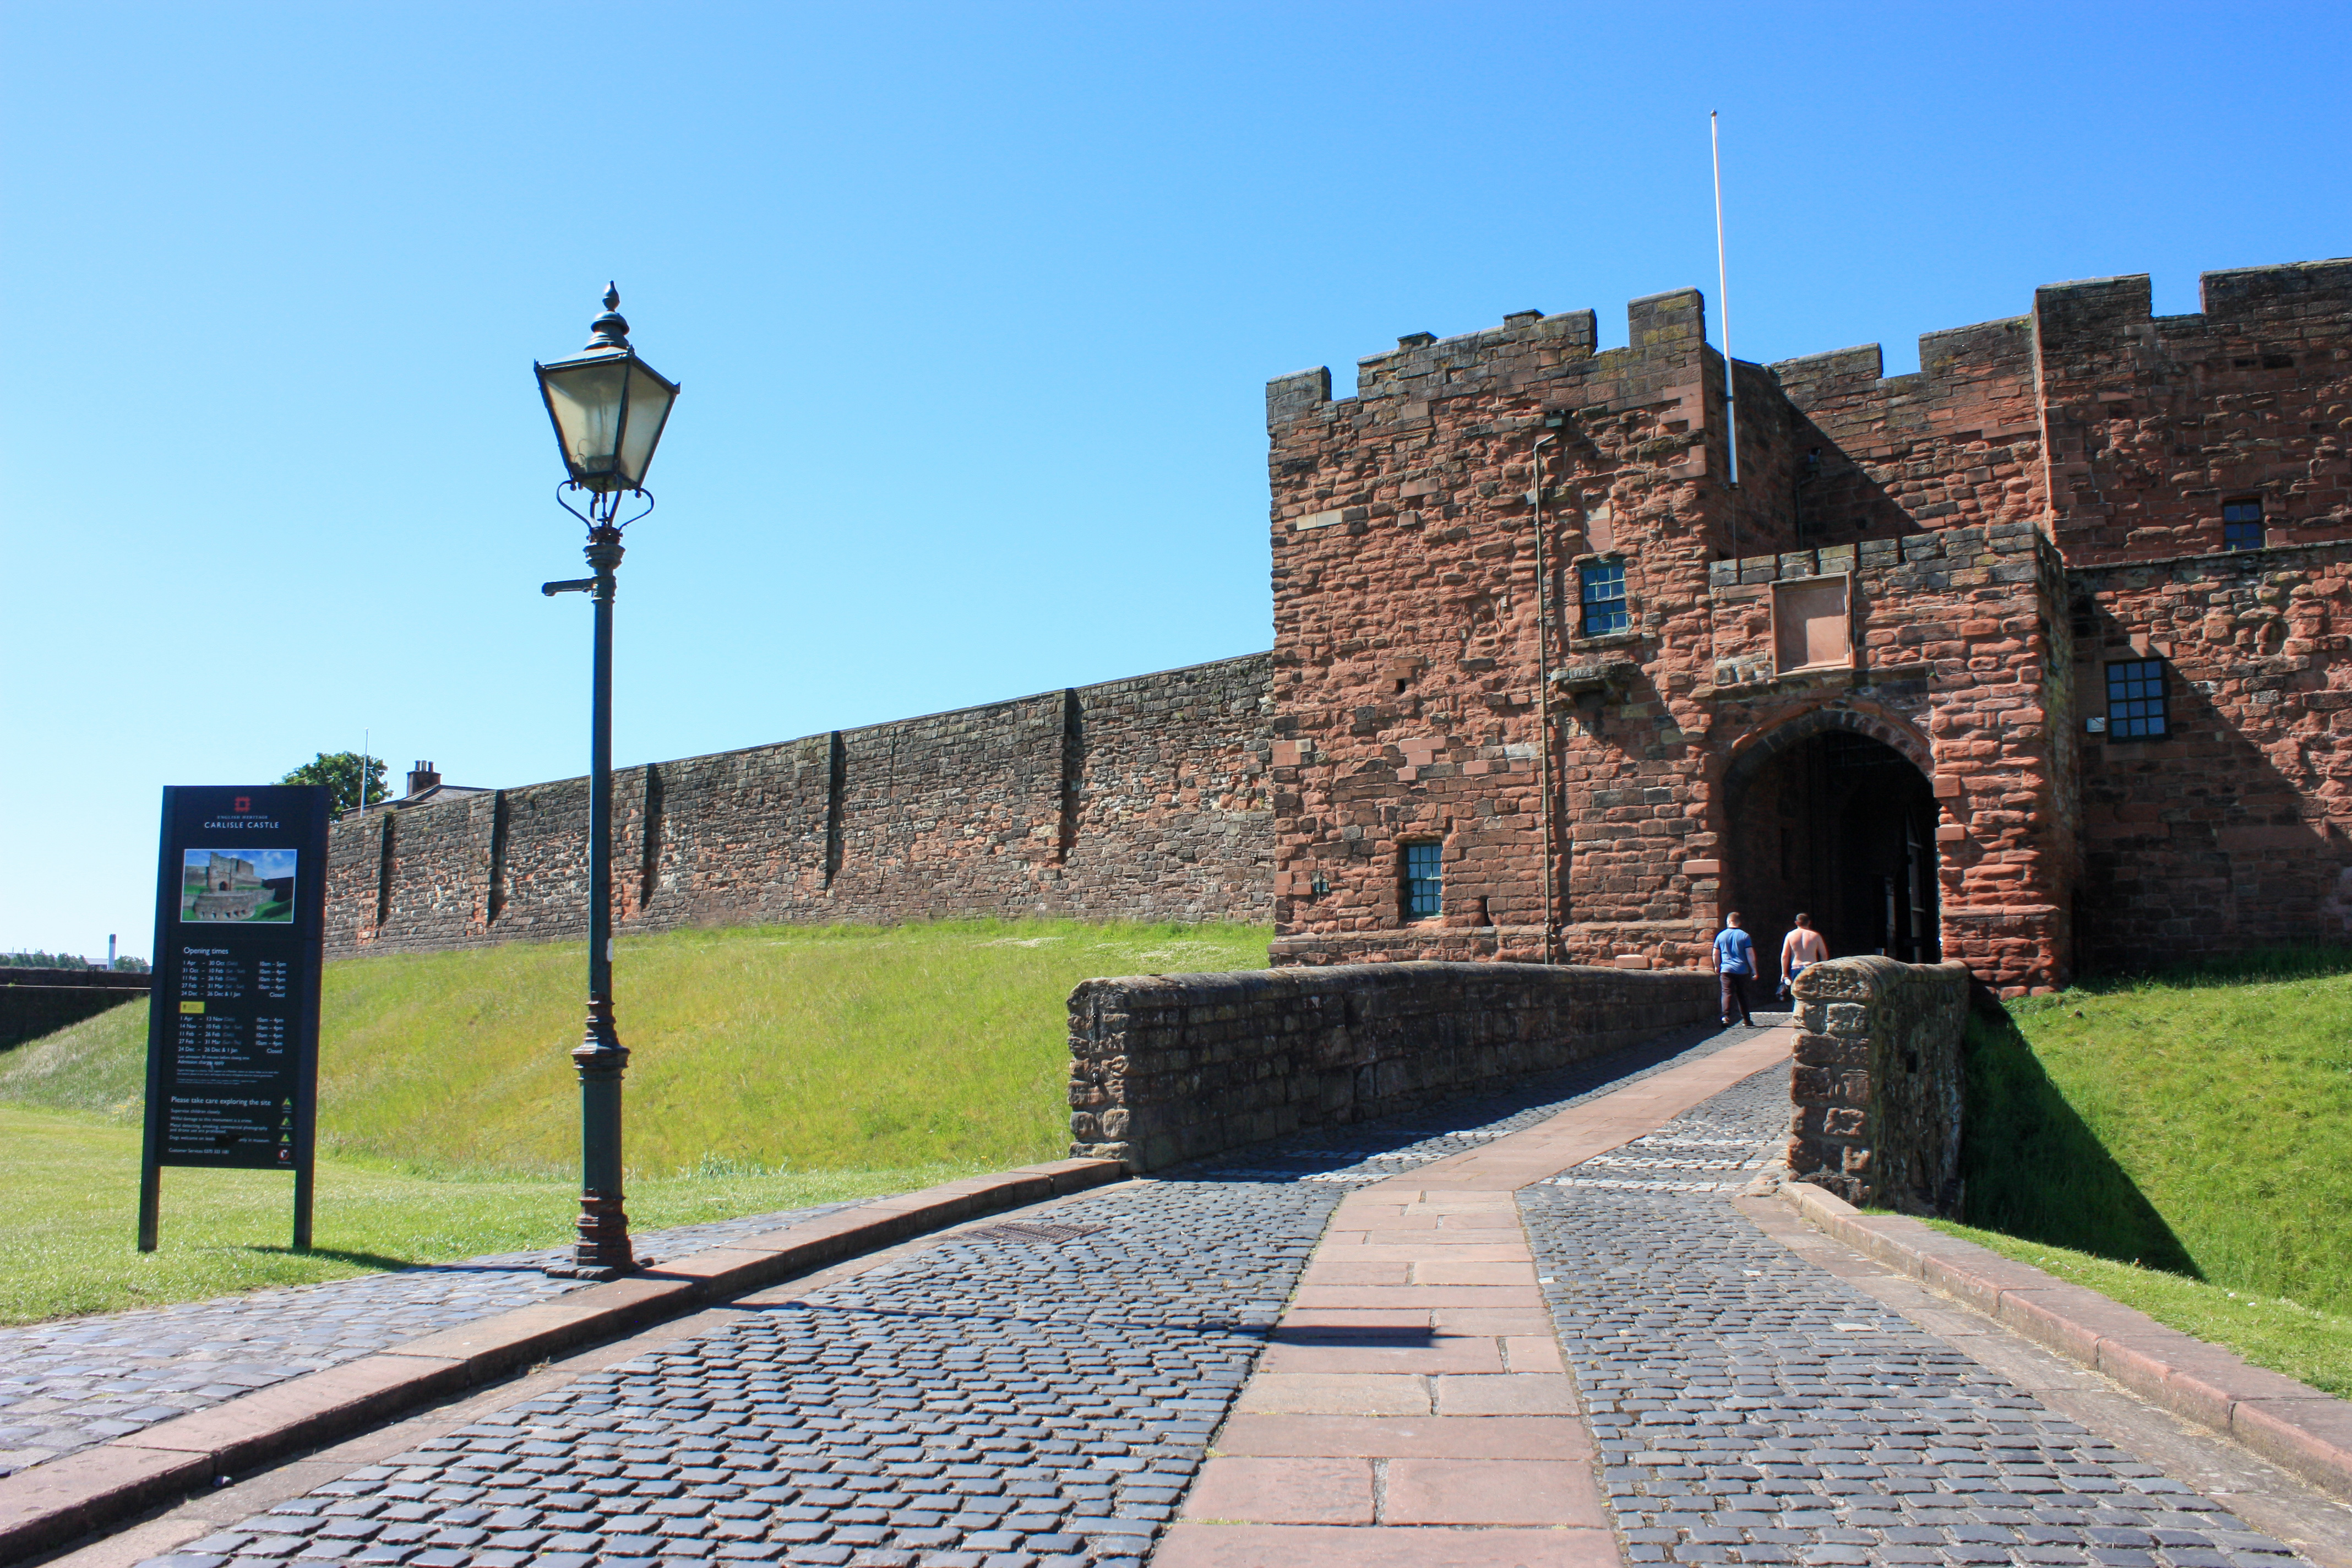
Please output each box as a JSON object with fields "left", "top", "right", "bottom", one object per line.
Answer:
{"left": 181, "top": 848, "right": 298, "bottom": 923}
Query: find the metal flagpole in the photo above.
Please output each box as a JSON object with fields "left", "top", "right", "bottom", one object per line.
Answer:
{"left": 1711, "top": 111, "right": 1739, "bottom": 488}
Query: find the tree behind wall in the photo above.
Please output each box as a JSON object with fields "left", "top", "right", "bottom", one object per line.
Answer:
{"left": 282, "top": 752, "right": 389, "bottom": 814}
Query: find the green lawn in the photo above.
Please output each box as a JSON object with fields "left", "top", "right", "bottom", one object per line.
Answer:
{"left": 0, "top": 918, "right": 1272, "bottom": 1324}
{"left": 1935, "top": 951, "right": 2352, "bottom": 1395}
{"left": 0, "top": 1106, "right": 948, "bottom": 1326}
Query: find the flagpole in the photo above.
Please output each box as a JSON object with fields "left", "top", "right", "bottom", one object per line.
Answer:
{"left": 1711, "top": 110, "right": 1739, "bottom": 489}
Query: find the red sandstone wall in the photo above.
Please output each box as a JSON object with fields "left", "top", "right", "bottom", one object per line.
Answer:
{"left": 1264, "top": 291, "right": 1745, "bottom": 967}
{"left": 2037, "top": 261, "right": 2352, "bottom": 565}
{"left": 2074, "top": 541, "right": 2352, "bottom": 964}
{"left": 1771, "top": 314, "right": 2045, "bottom": 545}
{"left": 325, "top": 655, "right": 1274, "bottom": 958}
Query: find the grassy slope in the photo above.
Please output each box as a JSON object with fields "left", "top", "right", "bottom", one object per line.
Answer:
{"left": 2, "top": 919, "right": 1271, "bottom": 1176}
{"left": 1936, "top": 957, "right": 2352, "bottom": 1395}
{"left": 0, "top": 919, "right": 1271, "bottom": 1324}
{"left": 0, "top": 1106, "right": 946, "bottom": 1326}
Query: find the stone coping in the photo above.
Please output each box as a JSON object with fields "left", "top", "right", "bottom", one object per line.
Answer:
{"left": 0, "top": 1158, "right": 1123, "bottom": 1565}
{"left": 1779, "top": 1179, "right": 2352, "bottom": 1503}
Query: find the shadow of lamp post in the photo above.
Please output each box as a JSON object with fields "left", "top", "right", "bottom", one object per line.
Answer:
{"left": 533, "top": 284, "right": 680, "bottom": 1280}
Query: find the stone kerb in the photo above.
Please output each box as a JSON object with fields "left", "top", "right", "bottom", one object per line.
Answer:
{"left": 1067, "top": 961, "right": 1717, "bottom": 1171}
{"left": 1787, "top": 955, "right": 1969, "bottom": 1212}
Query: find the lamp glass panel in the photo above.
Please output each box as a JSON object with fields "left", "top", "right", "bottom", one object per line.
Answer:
{"left": 540, "top": 356, "right": 630, "bottom": 488}
{"left": 614, "top": 362, "right": 679, "bottom": 489}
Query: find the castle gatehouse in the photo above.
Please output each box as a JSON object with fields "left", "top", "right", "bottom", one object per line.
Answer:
{"left": 327, "top": 258, "right": 2351, "bottom": 994}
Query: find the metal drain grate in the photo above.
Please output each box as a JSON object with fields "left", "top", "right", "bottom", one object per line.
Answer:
{"left": 963, "top": 1220, "right": 1109, "bottom": 1244}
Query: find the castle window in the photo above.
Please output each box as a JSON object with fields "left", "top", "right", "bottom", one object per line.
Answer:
{"left": 2105, "top": 659, "right": 2168, "bottom": 740}
{"left": 1580, "top": 562, "right": 1628, "bottom": 636}
{"left": 1402, "top": 842, "right": 1443, "bottom": 921}
{"left": 2223, "top": 499, "right": 2264, "bottom": 552}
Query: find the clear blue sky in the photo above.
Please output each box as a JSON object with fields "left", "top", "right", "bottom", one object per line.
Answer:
{"left": 5, "top": 1, "right": 2346, "bottom": 960}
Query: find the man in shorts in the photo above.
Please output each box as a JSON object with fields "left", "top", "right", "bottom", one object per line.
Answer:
{"left": 1780, "top": 912, "right": 1828, "bottom": 1001}
{"left": 1713, "top": 912, "right": 1756, "bottom": 1027}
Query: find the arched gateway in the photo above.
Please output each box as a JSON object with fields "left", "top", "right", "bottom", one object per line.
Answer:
{"left": 1721, "top": 710, "right": 1942, "bottom": 966}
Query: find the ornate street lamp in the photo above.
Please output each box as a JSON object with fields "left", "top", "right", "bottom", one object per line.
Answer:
{"left": 535, "top": 284, "right": 679, "bottom": 1279}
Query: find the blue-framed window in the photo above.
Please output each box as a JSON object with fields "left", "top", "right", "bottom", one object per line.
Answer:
{"left": 2105, "top": 659, "right": 2168, "bottom": 740}
{"left": 1402, "top": 842, "right": 1443, "bottom": 921}
{"left": 2223, "top": 499, "right": 2264, "bottom": 552}
{"left": 1580, "top": 561, "right": 1629, "bottom": 636}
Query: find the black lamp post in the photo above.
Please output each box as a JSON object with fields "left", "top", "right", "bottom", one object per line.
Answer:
{"left": 533, "top": 284, "right": 680, "bottom": 1279}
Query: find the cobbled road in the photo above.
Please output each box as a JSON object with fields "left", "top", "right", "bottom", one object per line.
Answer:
{"left": 1523, "top": 1065, "right": 2310, "bottom": 1568}
{"left": 121, "top": 1026, "right": 2322, "bottom": 1568}
{"left": 0, "top": 1206, "right": 867, "bottom": 1478}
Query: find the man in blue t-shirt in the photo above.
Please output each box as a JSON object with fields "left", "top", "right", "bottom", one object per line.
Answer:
{"left": 1713, "top": 912, "right": 1756, "bottom": 1027}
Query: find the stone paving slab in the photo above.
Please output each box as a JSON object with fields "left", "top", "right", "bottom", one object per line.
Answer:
{"left": 1161, "top": 1022, "right": 1796, "bottom": 1561}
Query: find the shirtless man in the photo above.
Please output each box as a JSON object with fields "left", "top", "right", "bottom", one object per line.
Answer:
{"left": 1781, "top": 912, "right": 1828, "bottom": 995}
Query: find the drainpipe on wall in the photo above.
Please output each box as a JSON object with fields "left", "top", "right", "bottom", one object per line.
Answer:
{"left": 1533, "top": 427, "right": 1560, "bottom": 963}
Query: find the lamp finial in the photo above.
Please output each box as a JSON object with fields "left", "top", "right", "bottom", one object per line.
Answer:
{"left": 587, "top": 284, "right": 630, "bottom": 352}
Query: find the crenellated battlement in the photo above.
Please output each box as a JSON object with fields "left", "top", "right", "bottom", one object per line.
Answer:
{"left": 2033, "top": 258, "right": 2352, "bottom": 351}
{"left": 1771, "top": 317, "right": 2037, "bottom": 434}
{"left": 2032, "top": 258, "right": 2350, "bottom": 564}
{"left": 1266, "top": 290, "right": 1711, "bottom": 428}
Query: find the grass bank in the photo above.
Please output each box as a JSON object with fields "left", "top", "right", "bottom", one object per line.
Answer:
{"left": 2, "top": 919, "right": 1271, "bottom": 1176}
{"left": 0, "top": 919, "right": 1272, "bottom": 1322}
{"left": 0, "top": 1106, "right": 946, "bottom": 1326}
{"left": 1936, "top": 950, "right": 2352, "bottom": 1395}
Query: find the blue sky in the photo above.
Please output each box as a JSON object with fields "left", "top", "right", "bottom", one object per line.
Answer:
{"left": 4, "top": 1, "right": 2346, "bottom": 959}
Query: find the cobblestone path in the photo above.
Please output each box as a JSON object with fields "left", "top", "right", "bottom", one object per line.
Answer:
{"left": 1521, "top": 1065, "right": 2310, "bottom": 1568}
{"left": 109, "top": 1020, "right": 2331, "bottom": 1568}
{"left": 137, "top": 1023, "right": 1778, "bottom": 1568}
{"left": 0, "top": 1204, "right": 864, "bottom": 1478}
{"left": 161, "top": 1180, "right": 1340, "bottom": 1568}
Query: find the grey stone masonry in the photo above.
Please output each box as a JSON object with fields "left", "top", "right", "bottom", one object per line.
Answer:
{"left": 1066, "top": 961, "right": 1718, "bottom": 1170}
{"left": 1706, "top": 522, "right": 2050, "bottom": 592}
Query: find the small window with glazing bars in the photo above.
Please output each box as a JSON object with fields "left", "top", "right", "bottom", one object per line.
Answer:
{"left": 2105, "top": 659, "right": 2168, "bottom": 740}
{"left": 2223, "top": 499, "right": 2264, "bottom": 552}
{"left": 1580, "top": 561, "right": 1628, "bottom": 636}
{"left": 1402, "top": 842, "right": 1442, "bottom": 921}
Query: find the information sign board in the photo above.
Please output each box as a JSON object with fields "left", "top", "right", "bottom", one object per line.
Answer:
{"left": 138, "top": 785, "right": 330, "bottom": 1251}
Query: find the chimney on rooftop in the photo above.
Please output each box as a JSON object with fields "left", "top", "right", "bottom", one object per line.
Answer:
{"left": 407, "top": 761, "right": 440, "bottom": 797}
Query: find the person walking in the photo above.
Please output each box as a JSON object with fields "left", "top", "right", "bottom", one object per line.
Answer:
{"left": 1713, "top": 912, "right": 1756, "bottom": 1027}
{"left": 1779, "top": 912, "right": 1828, "bottom": 1001}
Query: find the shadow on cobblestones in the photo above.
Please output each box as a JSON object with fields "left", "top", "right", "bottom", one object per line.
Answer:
{"left": 1521, "top": 1064, "right": 2306, "bottom": 1568}
{"left": 137, "top": 1019, "right": 1791, "bottom": 1568}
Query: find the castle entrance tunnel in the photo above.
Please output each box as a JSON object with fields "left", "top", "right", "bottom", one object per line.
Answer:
{"left": 1724, "top": 728, "right": 1942, "bottom": 966}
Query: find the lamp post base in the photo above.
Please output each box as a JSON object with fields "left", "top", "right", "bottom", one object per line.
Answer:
{"left": 546, "top": 1191, "right": 637, "bottom": 1278}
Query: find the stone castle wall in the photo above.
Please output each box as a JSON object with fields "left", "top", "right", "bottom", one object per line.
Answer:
{"left": 2072, "top": 540, "right": 2352, "bottom": 965}
{"left": 1066, "top": 961, "right": 1717, "bottom": 1171}
{"left": 0, "top": 968, "right": 152, "bottom": 1049}
{"left": 326, "top": 655, "right": 1274, "bottom": 958}
{"left": 1262, "top": 258, "right": 2350, "bottom": 991}
{"left": 319, "top": 257, "right": 2351, "bottom": 988}
{"left": 1786, "top": 955, "right": 1970, "bottom": 1214}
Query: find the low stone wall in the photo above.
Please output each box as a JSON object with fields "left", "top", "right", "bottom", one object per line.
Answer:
{"left": 1067, "top": 961, "right": 1718, "bottom": 1171}
{"left": 1787, "top": 955, "right": 1969, "bottom": 1213}
{"left": 0, "top": 969, "right": 152, "bottom": 1049}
